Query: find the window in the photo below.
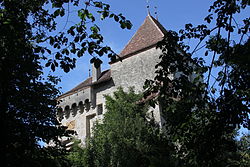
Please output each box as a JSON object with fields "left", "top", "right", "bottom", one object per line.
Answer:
{"left": 86, "top": 114, "right": 96, "bottom": 138}
{"left": 97, "top": 104, "right": 103, "bottom": 115}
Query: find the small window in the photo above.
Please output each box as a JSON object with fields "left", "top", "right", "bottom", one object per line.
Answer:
{"left": 97, "top": 104, "right": 103, "bottom": 115}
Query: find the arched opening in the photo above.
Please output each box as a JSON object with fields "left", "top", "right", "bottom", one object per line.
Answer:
{"left": 57, "top": 107, "right": 63, "bottom": 122}
{"left": 79, "top": 101, "right": 84, "bottom": 114}
{"left": 84, "top": 99, "right": 90, "bottom": 112}
{"left": 65, "top": 105, "right": 70, "bottom": 119}
{"left": 71, "top": 103, "right": 77, "bottom": 117}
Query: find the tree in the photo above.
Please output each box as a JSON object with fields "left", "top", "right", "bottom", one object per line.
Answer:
{"left": 237, "top": 134, "right": 250, "bottom": 166}
{"left": 79, "top": 88, "right": 175, "bottom": 167}
{"left": 0, "top": 0, "right": 131, "bottom": 166}
{"left": 144, "top": 0, "right": 250, "bottom": 166}
{"left": 67, "top": 1, "right": 249, "bottom": 166}
{"left": 1, "top": 0, "right": 249, "bottom": 166}
{"left": 64, "top": 1, "right": 249, "bottom": 166}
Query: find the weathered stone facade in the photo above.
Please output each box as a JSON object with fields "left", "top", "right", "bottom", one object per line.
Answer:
{"left": 111, "top": 47, "right": 161, "bottom": 92}
{"left": 57, "top": 15, "right": 166, "bottom": 145}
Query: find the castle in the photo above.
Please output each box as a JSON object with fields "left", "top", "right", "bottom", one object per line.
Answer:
{"left": 57, "top": 14, "right": 167, "bottom": 145}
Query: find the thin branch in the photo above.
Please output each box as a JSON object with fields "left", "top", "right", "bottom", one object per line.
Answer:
{"left": 232, "top": 17, "right": 240, "bottom": 30}
{"left": 233, "top": 16, "right": 250, "bottom": 44}
{"left": 221, "top": 14, "right": 233, "bottom": 93}
{"left": 207, "top": 26, "right": 221, "bottom": 87}
{"left": 208, "top": 66, "right": 226, "bottom": 92}
{"left": 192, "top": 43, "right": 206, "bottom": 54}
{"left": 191, "top": 26, "right": 218, "bottom": 55}
{"left": 61, "top": 2, "right": 70, "bottom": 32}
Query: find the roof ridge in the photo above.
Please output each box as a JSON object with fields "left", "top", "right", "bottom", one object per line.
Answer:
{"left": 58, "top": 69, "right": 111, "bottom": 99}
{"left": 117, "top": 15, "right": 167, "bottom": 60}
{"left": 118, "top": 16, "right": 149, "bottom": 55}
{"left": 148, "top": 15, "right": 166, "bottom": 36}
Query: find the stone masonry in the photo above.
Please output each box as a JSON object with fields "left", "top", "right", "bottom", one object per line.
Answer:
{"left": 57, "top": 14, "right": 167, "bottom": 145}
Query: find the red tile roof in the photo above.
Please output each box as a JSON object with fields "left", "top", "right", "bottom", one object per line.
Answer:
{"left": 115, "top": 15, "right": 167, "bottom": 62}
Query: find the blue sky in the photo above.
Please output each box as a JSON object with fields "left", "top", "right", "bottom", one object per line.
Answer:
{"left": 49, "top": 0, "right": 249, "bottom": 95}
{"left": 41, "top": 0, "right": 250, "bottom": 138}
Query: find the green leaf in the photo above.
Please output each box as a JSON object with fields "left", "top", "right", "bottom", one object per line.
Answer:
{"left": 55, "top": 53, "right": 61, "bottom": 59}
{"left": 54, "top": 9, "right": 60, "bottom": 17}
{"left": 120, "top": 22, "right": 126, "bottom": 29}
{"left": 90, "top": 57, "right": 96, "bottom": 64}
{"left": 109, "top": 13, "right": 114, "bottom": 18}
{"left": 205, "top": 50, "right": 208, "bottom": 56}
{"left": 60, "top": 9, "right": 65, "bottom": 17}
{"left": 81, "top": 42, "right": 86, "bottom": 47}
{"left": 77, "top": 50, "right": 83, "bottom": 57}
{"left": 126, "top": 21, "right": 132, "bottom": 29}
{"left": 51, "top": 63, "right": 55, "bottom": 71}
{"left": 45, "top": 62, "right": 51, "bottom": 67}
{"left": 74, "top": 36, "right": 79, "bottom": 42}
{"left": 114, "top": 15, "right": 119, "bottom": 22}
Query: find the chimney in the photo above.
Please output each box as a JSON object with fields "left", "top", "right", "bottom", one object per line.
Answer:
{"left": 92, "top": 61, "right": 102, "bottom": 82}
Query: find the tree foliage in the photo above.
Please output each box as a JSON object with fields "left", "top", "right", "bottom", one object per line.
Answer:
{"left": 1, "top": 0, "right": 249, "bottom": 166}
{"left": 237, "top": 134, "right": 250, "bottom": 166}
{"left": 63, "top": 1, "right": 250, "bottom": 166}
{"left": 144, "top": 0, "right": 250, "bottom": 166}
{"left": 80, "top": 88, "right": 175, "bottom": 167}
{"left": 0, "top": 0, "right": 131, "bottom": 166}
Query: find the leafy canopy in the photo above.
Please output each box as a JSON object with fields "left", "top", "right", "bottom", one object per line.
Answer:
{"left": 82, "top": 88, "right": 174, "bottom": 167}
{"left": 144, "top": 0, "right": 250, "bottom": 166}
{"left": 0, "top": 0, "right": 132, "bottom": 166}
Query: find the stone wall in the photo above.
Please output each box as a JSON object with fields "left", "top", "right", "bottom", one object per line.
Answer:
{"left": 111, "top": 47, "right": 163, "bottom": 124}
{"left": 59, "top": 87, "right": 91, "bottom": 111}
{"left": 58, "top": 80, "right": 114, "bottom": 144}
{"left": 58, "top": 47, "right": 164, "bottom": 144}
{"left": 111, "top": 47, "right": 161, "bottom": 92}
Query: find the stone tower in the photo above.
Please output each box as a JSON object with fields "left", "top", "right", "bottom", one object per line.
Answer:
{"left": 57, "top": 14, "right": 167, "bottom": 145}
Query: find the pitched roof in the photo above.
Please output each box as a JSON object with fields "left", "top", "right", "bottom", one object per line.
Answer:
{"left": 58, "top": 15, "right": 167, "bottom": 99}
{"left": 58, "top": 70, "right": 111, "bottom": 99}
{"left": 118, "top": 15, "right": 167, "bottom": 60}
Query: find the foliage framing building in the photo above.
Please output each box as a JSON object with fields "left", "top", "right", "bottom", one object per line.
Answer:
{"left": 57, "top": 15, "right": 166, "bottom": 145}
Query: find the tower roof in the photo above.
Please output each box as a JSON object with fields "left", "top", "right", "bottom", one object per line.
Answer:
{"left": 117, "top": 15, "right": 167, "bottom": 60}
{"left": 58, "top": 15, "right": 167, "bottom": 99}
